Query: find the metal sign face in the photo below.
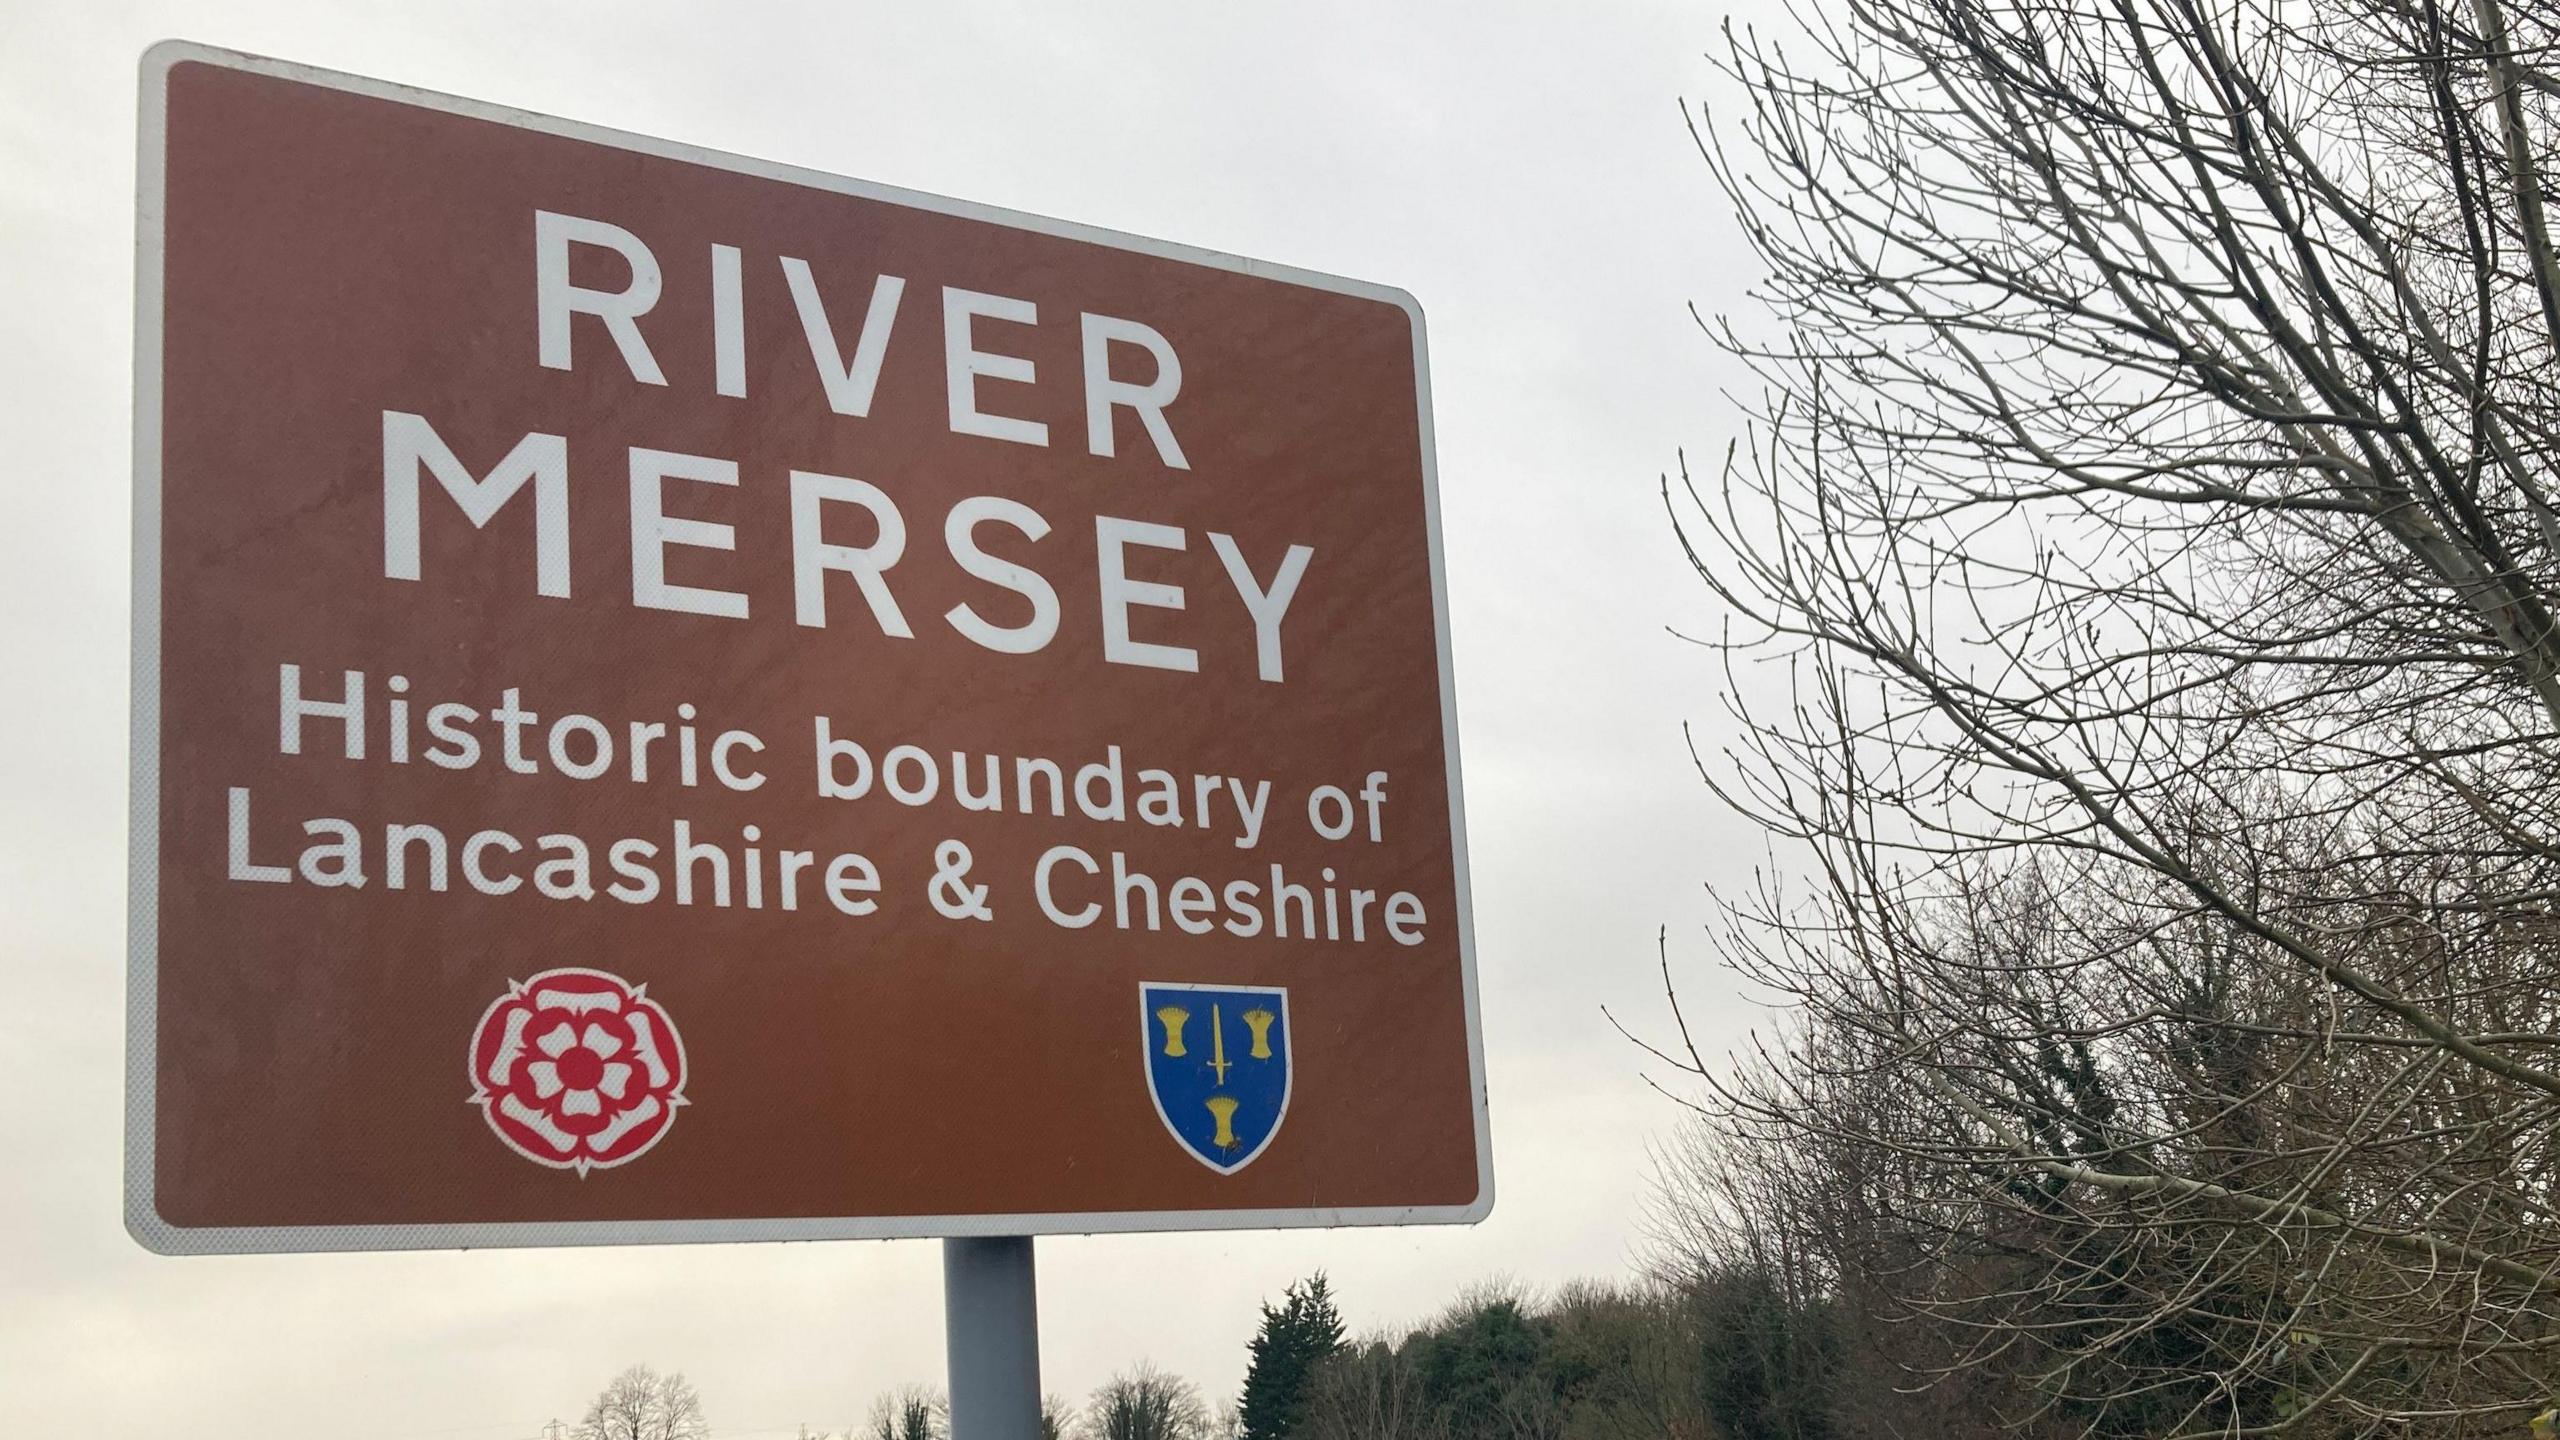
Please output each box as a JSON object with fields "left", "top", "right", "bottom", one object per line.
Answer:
{"left": 129, "top": 43, "right": 1488, "bottom": 1253}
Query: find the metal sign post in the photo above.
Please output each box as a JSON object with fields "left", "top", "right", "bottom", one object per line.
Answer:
{"left": 945, "top": 1236, "right": 1042, "bottom": 1439}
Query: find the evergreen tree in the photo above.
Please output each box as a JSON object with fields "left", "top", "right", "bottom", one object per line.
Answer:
{"left": 1410, "top": 1291, "right": 1551, "bottom": 1435}
{"left": 1237, "top": 1273, "right": 1347, "bottom": 1440}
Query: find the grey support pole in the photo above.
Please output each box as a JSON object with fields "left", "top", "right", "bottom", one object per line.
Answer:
{"left": 944, "top": 1235, "right": 1043, "bottom": 1440}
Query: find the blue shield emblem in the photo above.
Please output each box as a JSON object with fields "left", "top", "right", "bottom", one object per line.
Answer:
{"left": 1141, "top": 983, "right": 1291, "bottom": 1174}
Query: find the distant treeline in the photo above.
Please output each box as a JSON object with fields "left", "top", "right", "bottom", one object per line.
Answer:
{"left": 1283, "top": 1271, "right": 1837, "bottom": 1440}
{"left": 812, "top": 1264, "right": 1849, "bottom": 1440}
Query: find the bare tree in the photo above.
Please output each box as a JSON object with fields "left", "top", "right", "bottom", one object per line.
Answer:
{"left": 651, "top": 1372, "right": 707, "bottom": 1440}
{"left": 1301, "top": 1338, "right": 1450, "bottom": 1440}
{"left": 1647, "top": 0, "right": 2560, "bottom": 1430}
{"left": 578, "top": 1366, "right": 658, "bottom": 1440}
{"left": 865, "top": 1383, "right": 947, "bottom": 1440}
{"left": 576, "top": 1365, "right": 705, "bottom": 1440}
{"left": 1080, "top": 1363, "right": 1210, "bottom": 1440}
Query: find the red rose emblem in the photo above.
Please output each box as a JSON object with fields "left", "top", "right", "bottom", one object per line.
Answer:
{"left": 468, "top": 968, "right": 687, "bottom": 1174}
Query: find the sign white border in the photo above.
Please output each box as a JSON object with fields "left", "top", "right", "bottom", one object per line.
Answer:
{"left": 128, "top": 39, "right": 1491, "bottom": 1254}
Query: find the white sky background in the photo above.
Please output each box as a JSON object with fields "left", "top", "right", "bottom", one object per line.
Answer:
{"left": 0, "top": 1, "right": 1773, "bottom": 1433}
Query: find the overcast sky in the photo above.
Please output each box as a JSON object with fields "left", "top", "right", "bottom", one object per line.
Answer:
{"left": 0, "top": 2, "right": 1770, "bottom": 1433}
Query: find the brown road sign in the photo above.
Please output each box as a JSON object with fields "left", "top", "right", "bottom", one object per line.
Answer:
{"left": 128, "top": 43, "right": 1488, "bottom": 1253}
